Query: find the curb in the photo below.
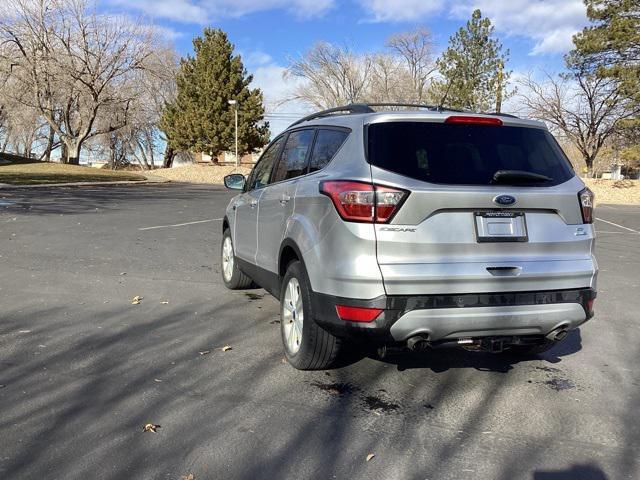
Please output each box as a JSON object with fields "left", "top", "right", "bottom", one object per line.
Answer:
{"left": 0, "top": 176, "right": 171, "bottom": 189}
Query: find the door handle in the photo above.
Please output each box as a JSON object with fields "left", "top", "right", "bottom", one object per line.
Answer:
{"left": 486, "top": 266, "right": 522, "bottom": 277}
{"left": 280, "top": 194, "right": 291, "bottom": 205}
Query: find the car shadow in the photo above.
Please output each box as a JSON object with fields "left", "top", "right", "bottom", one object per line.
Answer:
{"left": 336, "top": 328, "right": 584, "bottom": 372}
{"left": 533, "top": 463, "right": 608, "bottom": 479}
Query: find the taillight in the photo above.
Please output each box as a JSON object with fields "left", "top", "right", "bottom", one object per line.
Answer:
{"left": 320, "top": 180, "right": 408, "bottom": 223}
{"left": 445, "top": 115, "right": 503, "bottom": 126}
{"left": 335, "top": 305, "right": 383, "bottom": 322}
{"left": 578, "top": 187, "right": 594, "bottom": 223}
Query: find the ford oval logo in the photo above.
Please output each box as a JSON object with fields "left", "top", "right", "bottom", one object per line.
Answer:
{"left": 494, "top": 195, "right": 517, "bottom": 206}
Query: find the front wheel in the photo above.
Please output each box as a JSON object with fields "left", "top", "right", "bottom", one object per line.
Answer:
{"left": 221, "top": 229, "right": 252, "bottom": 289}
{"left": 280, "top": 260, "right": 343, "bottom": 370}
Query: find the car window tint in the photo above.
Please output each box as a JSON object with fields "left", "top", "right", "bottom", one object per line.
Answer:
{"left": 271, "top": 129, "right": 315, "bottom": 183}
{"left": 247, "top": 136, "right": 284, "bottom": 190}
{"left": 367, "top": 122, "right": 575, "bottom": 186}
{"left": 308, "top": 129, "right": 349, "bottom": 173}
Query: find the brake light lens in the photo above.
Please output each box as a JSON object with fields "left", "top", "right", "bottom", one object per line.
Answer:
{"left": 445, "top": 115, "right": 503, "bottom": 126}
{"left": 320, "top": 180, "right": 408, "bottom": 223}
{"left": 335, "top": 305, "right": 383, "bottom": 322}
{"left": 578, "top": 187, "right": 594, "bottom": 223}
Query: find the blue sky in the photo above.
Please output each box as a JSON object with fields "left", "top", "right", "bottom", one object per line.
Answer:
{"left": 100, "top": 0, "right": 591, "bottom": 135}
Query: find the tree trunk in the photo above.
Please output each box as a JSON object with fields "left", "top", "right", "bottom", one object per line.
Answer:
{"left": 585, "top": 154, "right": 595, "bottom": 178}
{"left": 108, "top": 134, "right": 117, "bottom": 169}
{"left": 41, "top": 125, "right": 56, "bottom": 162}
{"left": 163, "top": 145, "right": 175, "bottom": 168}
{"left": 64, "top": 140, "right": 81, "bottom": 165}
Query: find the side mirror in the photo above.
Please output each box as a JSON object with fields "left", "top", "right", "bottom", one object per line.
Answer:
{"left": 224, "top": 174, "right": 246, "bottom": 190}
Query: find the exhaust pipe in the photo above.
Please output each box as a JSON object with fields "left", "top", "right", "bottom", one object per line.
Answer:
{"left": 546, "top": 327, "right": 569, "bottom": 342}
{"left": 407, "top": 335, "right": 430, "bottom": 352}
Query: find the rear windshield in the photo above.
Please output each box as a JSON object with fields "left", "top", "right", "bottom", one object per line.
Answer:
{"left": 367, "top": 122, "right": 575, "bottom": 186}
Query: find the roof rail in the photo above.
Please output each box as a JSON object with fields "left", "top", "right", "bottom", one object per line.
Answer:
{"left": 288, "top": 102, "right": 517, "bottom": 127}
{"left": 365, "top": 102, "right": 466, "bottom": 113}
{"left": 289, "top": 104, "right": 374, "bottom": 127}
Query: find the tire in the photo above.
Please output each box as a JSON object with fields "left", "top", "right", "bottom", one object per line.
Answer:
{"left": 280, "top": 260, "right": 343, "bottom": 370}
{"left": 507, "top": 340, "right": 556, "bottom": 355}
{"left": 221, "top": 229, "right": 252, "bottom": 289}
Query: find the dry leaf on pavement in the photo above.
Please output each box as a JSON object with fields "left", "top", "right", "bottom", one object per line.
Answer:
{"left": 161, "top": 301, "right": 169, "bottom": 304}
{"left": 366, "top": 453, "right": 375, "bottom": 462}
{"left": 222, "top": 345, "right": 232, "bottom": 352}
{"left": 131, "top": 295, "right": 143, "bottom": 305}
{"left": 142, "top": 423, "right": 160, "bottom": 433}
{"left": 199, "top": 350, "right": 211, "bottom": 355}
{"left": 181, "top": 474, "right": 194, "bottom": 480}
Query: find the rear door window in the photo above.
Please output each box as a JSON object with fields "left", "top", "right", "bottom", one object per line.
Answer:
{"left": 271, "top": 129, "right": 315, "bottom": 183}
{"left": 367, "top": 122, "right": 574, "bottom": 186}
{"left": 308, "top": 129, "right": 349, "bottom": 173}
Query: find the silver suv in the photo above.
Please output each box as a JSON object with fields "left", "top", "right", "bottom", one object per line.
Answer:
{"left": 221, "top": 103, "right": 597, "bottom": 370}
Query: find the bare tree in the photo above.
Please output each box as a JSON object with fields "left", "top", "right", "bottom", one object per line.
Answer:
{"left": 0, "top": 0, "right": 156, "bottom": 164}
{"left": 94, "top": 45, "right": 178, "bottom": 170}
{"left": 518, "top": 71, "right": 639, "bottom": 175}
{"left": 286, "top": 43, "right": 373, "bottom": 109}
{"left": 286, "top": 28, "right": 437, "bottom": 110}
{"left": 386, "top": 27, "right": 436, "bottom": 103}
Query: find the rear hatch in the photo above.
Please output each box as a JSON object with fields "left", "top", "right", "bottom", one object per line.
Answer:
{"left": 367, "top": 116, "right": 597, "bottom": 295}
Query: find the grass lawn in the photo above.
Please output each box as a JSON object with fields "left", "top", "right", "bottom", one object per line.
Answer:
{"left": 0, "top": 153, "right": 145, "bottom": 185}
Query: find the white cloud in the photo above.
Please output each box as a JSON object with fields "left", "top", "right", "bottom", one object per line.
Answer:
{"left": 153, "top": 24, "right": 185, "bottom": 41}
{"left": 107, "top": 0, "right": 335, "bottom": 24}
{"left": 244, "top": 50, "right": 274, "bottom": 67}
{"left": 110, "top": 0, "right": 208, "bottom": 24}
{"left": 450, "top": 0, "right": 587, "bottom": 55}
{"left": 358, "top": 0, "right": 587, "bottom": 55}
{"left": 250, "top": 63, "right": 311, "bottom": 136}
{"left": 358, "top": 0, "right": 445, "bottom": 23}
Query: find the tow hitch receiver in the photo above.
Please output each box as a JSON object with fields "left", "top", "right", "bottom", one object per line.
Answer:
{"left": 482, "top": 338, "right": 505, "bottom": 353}
{"left": 456, "top": 337, "right": 505, "bottom": 352}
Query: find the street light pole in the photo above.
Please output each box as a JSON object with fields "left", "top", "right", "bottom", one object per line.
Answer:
{"left": 228, "top": 99, "right": 238, "bottom": 168}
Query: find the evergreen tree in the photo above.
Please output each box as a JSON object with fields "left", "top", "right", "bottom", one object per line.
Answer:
{"left": 431, "top": 10, "right": 511, "bottom": 112}
{"left": 570, "top": 0, "right": 640, "bottom": 105}
{"left": 160, "top": 29, "right": 270, "bottom": 158}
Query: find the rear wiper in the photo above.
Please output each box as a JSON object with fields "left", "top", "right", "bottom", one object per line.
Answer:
{"left": 491, "top": 170, "right": 553, "bottom": 184}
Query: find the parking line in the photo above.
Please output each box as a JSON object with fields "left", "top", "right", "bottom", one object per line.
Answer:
{"left": 595, "top": 217, "right": 639, "bottom": 234}
{"left": 139, "top": 218, "right": 223, "bottom": 231}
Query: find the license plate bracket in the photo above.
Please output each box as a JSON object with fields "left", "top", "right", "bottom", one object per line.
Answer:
{"left": 474, "top": 211, "right": 528, "bottom": 243}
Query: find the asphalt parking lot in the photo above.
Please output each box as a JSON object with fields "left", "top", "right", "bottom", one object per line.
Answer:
{"left": 1, "top": 184, "right": 639, "bottom": 480}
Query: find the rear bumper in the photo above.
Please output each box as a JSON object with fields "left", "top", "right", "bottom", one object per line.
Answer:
{"left": 310, "top": 288, "right": 596, "bottom": 343}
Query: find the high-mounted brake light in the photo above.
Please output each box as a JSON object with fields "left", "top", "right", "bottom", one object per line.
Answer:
{"left": 578, "top": 187, "right": 594, "bottom": 224}
{"left": 320, "top": 180, "right": 408, "bottom": 223}
{"left": 445, "top": 115, "right": 503, "bottom": 126}
{"left": 335, "top": 305, "right": 383, "bottom": 323}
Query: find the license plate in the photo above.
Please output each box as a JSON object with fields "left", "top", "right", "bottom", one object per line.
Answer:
{"left": 474, "top": 211, "right": 528, "bottom": 242}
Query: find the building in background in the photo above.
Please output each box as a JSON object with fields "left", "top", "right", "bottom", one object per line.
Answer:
{"left": 195, "top": 150, "right": 263, "bottom": 165}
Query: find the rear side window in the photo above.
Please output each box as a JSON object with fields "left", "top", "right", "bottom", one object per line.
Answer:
{"left": 271, "top": 129, "right": 315, "bottom": 183}
{"left": 367, "top": 122, "right": 575, "bottom": 186}
{"left": 246, "top": 136, "right": 284, "bottom": 190}
{"left": 308, "top": 129, "right": 349, "bottom": 173}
